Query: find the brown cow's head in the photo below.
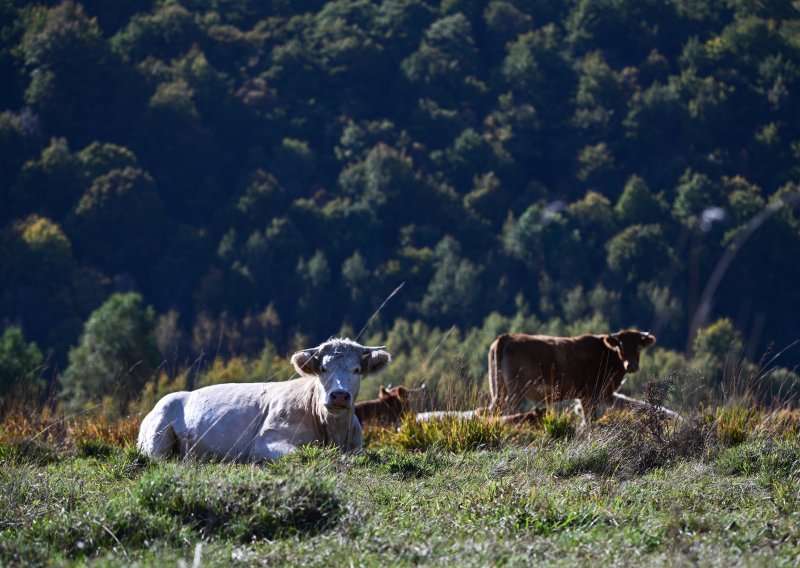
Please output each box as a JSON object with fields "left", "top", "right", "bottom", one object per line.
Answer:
{"left": 379, "top": 385, "right": 409, "bottom": 401}
{"left": 602, "top": 330, "right": 656, "bottom": 373}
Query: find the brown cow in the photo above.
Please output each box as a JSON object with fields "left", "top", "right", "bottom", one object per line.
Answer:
{"left": 355, "top": 386, "right": 410, "bottom": 426}
{"left": 488, "top": 330, "right": 655, "bottom": 417}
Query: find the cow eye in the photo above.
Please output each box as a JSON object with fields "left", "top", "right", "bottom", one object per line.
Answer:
{"left": 320, "top": 365, "right": 327, "bottom": 372}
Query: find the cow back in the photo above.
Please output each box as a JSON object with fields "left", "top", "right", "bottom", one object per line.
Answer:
{"left": 499, "top": 333, "right": 626, "bottom": 402}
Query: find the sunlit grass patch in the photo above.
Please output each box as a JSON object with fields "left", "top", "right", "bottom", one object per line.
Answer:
{"left": 460, "top": 480, "right": 605, "bottom": 534}
{"left": 391, "top": 413, "right": 509, "bottom": 452}
{"left": 715, "top": 437, "right": 800, "bottom": 477}
{"left": 542, "top": 407, "right": 579, "bottom": 440}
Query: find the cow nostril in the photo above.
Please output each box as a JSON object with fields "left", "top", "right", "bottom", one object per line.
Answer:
{"left": 331, "top": 391, "right": 351, "bottom": 403}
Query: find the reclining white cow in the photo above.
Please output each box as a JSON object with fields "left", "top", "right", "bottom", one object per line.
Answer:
{"left": 137, "top": 338, "right": 391, "bottom": 461}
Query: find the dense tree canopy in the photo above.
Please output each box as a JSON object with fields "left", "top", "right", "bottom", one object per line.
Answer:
{"left": 1, "top": 0, "right": 799, "bottom": 409}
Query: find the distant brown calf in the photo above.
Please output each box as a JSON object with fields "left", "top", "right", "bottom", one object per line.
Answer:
{"left": 355, "top": 386, "right": 410, "bottom": 426}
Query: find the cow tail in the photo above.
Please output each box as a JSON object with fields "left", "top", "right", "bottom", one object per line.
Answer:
{"left": 488, "top": 335, "right": 508, "bottom": 414}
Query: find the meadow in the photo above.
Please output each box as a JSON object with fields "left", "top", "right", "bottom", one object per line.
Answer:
{"left": 2, "top": 390, "right": 800, "bottom": 567}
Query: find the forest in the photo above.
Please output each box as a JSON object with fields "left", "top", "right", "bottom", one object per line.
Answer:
{"left": 1, "top": 0, "right": 800, "bottom": 414}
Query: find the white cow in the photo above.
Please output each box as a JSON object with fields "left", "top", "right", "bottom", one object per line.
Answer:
{"left": 137, "top": 338, "right": 391, "bottom": 461}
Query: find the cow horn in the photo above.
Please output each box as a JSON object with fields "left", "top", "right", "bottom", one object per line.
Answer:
{"left": 361, "top": 345, "right": 386, "bottom": 353}
{"left": 298, "top": 346, "right": 320, "bottom": 354}
{"left": 407, "top": 383, "right": 426, "bottom": 392}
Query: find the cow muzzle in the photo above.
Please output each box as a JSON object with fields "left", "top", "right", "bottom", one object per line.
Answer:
{"left": 326, "top": 390, "right": 352, "bottom": 410}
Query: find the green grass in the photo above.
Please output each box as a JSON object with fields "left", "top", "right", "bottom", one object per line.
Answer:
{"left": 2, "top": 409, "right": 800, "bottom": 566}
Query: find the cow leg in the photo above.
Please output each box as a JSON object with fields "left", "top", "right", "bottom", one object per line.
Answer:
{"left": 488, "top": 342, "right": 504, "bottom": 413}
{"left": 503, "top": 389, "right": 525, "bottom": 415}
{"left": 579, "top": 397, "right": 603, "bottom": 422}
{"left": 248, "top": 439, "right": 298, "bottom": 462}
{"left": 573, "top": 399, "right": 588, "bottom": 429}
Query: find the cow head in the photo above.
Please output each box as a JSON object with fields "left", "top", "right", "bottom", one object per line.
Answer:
{"left": 379, "top": 385, "right": 409, "bottom": 401}
{"left": 291, "top": 338, "right": 392, "bottom": 413}
{"left": 602, "top": 330, "right": 656, "bottom": 373}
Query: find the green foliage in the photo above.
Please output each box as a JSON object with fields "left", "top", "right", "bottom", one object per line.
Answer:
{"left": 606, "top": 223, "right": 672, "bottom": 283}
{"left": 2, "top": 0, "right": 800, "bottom": 404}
{"left": 615, "top": 175, "right": 664, "bottom": 225}
{"left": 12, "top": 137, "right": 84, "bottom": 218}
{"left": 0, "top": 326, "right": 44, "bottom": 407}
{"left": 420, "top": 237, "right": 482, "bottom": 325}
{"left": 0, "top": 214, "right": 78, "bottom": 355}
{"left": 692, "top": 318, "right": 745, "bottom": 387}
{"left": 72, "top": 167, "right": 166, "bottom": 276}
{"left": 111, "top": 4, "right": 199, "bottom": 61}
{"left": 402, "top": 12, "right": 478, "bottom": 101}
{"left": 673, "top": 169, "right": 719, "bottom": 225}
{"left": 61, "top": 293, "right": 160, "bottom": 415}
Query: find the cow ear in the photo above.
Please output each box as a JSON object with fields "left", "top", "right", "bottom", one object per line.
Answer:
{"left": 291, "top": 351, "right": 321, "bottom": 376}
{"left": 603, "top": 335, "right": 621, "bottom": 349}
{"left": 396, "top": 386, "right": 409, "bottom": 399}
{"left": 379, "top": 386, "right": 388, "bottom": 397}
{"left": 361, "top": 349, "right": 391, "bottom": 376}
{"left": 640, "top": 333, "right": 656, "bottom": 347}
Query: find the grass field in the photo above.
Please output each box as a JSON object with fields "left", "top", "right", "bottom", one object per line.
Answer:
{"left": 1, "top": 404, "right": 800, "bottom": 566}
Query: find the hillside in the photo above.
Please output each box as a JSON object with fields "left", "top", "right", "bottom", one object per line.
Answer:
{"left": 1, "top": 0, "right": 800, "bottom": 410}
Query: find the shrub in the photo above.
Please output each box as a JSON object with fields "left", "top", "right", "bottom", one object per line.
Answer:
{"left": 60, "top": 293, "right": 161, "bottom": 416}
{"left": 0, "top": 326, "right": 45, "bottom": 409}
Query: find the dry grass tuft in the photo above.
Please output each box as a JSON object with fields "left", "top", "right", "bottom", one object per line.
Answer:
{"left": 1, "top": 407, "right": 141, "bottom": 462}
{"left": 0, "top": 408, "right": 68, "bottom": 446}
{"left": 756, "top": 407, "right": 800, "bottom": 437}
{"left": 70, "top": 416, "right": 141, "bottom": 448}
{"left": 707, "top": 405, "right": 762, "bottom": 446}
